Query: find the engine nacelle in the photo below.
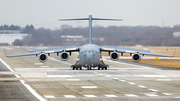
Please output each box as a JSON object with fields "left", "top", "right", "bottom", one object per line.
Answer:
{"left": 38, "top": 53, "right": 48, "bottom": 63}
{"left": 60, "top": 52, "right": 69, "bottom": 61}
{"left": 132, "top": 53, "right": 141, "bottom": 62}
{"left": 110, "top": 52, "right": 119, "bottom": 61}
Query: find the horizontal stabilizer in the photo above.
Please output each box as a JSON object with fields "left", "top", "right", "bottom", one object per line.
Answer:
{"left": 92, "top": 18, "right": 123, "bottom": 21}
{"left": 59, "top": 18, "right": 89, "bottom": 21}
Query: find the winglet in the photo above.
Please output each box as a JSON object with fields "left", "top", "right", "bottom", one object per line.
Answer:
{"left": 173, "top": 47, "right": 176, "bottom": 57}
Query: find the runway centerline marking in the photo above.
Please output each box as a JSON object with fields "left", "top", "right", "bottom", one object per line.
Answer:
{"left": 120, "top": 80, "right": 127, "bottom": 82}
{"left": 44, "top": 95, "right": 55, "bottom": 98}
{"left": 145, "top": 94, "right": 159, "bottom": 97}
{"left": 63, "top": 95, "right": 76, "bottom": 98}
{"left": 66, "top": 79, "right": 81, "bottom": 81}
{"left": 128, "top": 82, "right": 136, "bottom": 85}
{"left": 156, "top": 79, "right": 171, "bottom": 81}
{"left": 34, "top": 63, "right": 43, "bottom": 65}
{"left": 81, "top": 86, "right": 97, "bottom": 88}
{"left": 84, "top": 95, "right": 97, "bottom": 97}
{"left": 140, "top": 75, "right": 167, "bottom": 77}
{"left": 104, "top": 94, "right": 118, "bottom": 97}
{"left": 148, "top": 89, "right": 159, "bottom": 92}
{"left": 47, "top": 75, "right": 72, "bottom": 77}
{"left": 124, "top": 94, "right": 139, "bottom": 97}
{"left": 163, "top": 93, "right": 172, "bottom": 95}
{"left": 40, "top": 66, "right": 50, "bottom": 68}
{"left": 138, "top": 85, "right": 147, "bottom": 88}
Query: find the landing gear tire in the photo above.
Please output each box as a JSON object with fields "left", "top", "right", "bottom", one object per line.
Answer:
{"left": 73, "top": 67, "right": 75, "bottom": 70}
{"left": 80, "top": 67, "right": 82, "bottom": 70}
{"left": 98, "top": 67, "right": 100, "bottom": 70}
{"left": 76, "top": 68, "right": 78, "bottom": 70}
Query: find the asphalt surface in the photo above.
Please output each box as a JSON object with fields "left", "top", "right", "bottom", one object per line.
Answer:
{"left": 1, "top": 47, "right": 180, "bottom": 101}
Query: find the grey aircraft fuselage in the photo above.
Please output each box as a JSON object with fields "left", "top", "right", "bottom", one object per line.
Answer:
{"left": 78, "top": 44, "right": 101, "bottom": 67}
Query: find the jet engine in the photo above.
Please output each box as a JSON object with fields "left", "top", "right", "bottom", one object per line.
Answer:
{"left": 132, "top": 53, "right": 141, "bottom": 62}
{"left": 60, "top": 52, "right": 69, "bottom": 61}
{"left": 110, "top": 52, "right": 119, "bottom": 61}
{"left": 38, "top": 53, "right": 48, "bottom": 63}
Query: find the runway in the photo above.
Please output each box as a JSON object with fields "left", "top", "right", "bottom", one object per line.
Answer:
{"left": 1, "top": 47, "right": 180, "bottom": 101}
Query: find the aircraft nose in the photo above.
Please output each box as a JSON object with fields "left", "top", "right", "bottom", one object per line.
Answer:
{"left": 84, "top": 53, "right": 92, "bottom": 65}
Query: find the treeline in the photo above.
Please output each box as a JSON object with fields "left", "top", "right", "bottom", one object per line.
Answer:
{"left": 9, "top": 24, "right": 180, "bottom": 46}
{"left": 0, "top": 25, "right": 21, "bottom": 30}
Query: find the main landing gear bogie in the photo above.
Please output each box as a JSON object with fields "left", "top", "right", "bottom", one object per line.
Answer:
{"left": 98, "top": 65, "right": 109, "bottom": 70}
{"left": 71, "top": 65, "right": 109, "bottom": 70}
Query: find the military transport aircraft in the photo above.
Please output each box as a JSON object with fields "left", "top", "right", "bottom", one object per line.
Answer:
{"left": 5, "top": 14, "right": 174, "bottom": 70}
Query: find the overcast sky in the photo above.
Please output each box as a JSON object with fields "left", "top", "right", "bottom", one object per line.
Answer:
{"left": 0, "top": 0, "right": 180, "bottom": 29}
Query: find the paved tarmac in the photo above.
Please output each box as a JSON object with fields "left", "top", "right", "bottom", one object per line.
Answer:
{"left": 1, "top": 47, "right": 180, "bottom": 101}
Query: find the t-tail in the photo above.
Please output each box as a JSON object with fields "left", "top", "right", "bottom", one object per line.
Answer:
{"left": 59, "top": 14, "right": 123, "bottom": 44}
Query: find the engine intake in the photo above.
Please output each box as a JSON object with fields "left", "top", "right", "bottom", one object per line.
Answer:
{"left": 110, "top": 52, "right": 119, "bottom": 61}
{"left": 38, "top": 53, "right": 48, "bottom": 63}
{"left": 132, "top": 53, "right": 141, "bottom": 62}
{"left": 60, "top": 52, "right": 69, "bottom": 61}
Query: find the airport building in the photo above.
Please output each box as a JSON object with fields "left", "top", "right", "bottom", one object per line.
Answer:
{"left": 173, "top": 32, "right": 180, "bottom": 37}
{"left": 0, "top": 30, "right": 28, "bottom": 45}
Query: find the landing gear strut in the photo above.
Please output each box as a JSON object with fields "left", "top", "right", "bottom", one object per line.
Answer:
{"left": 98, "top": 65, "right": 109, "bottom": 70}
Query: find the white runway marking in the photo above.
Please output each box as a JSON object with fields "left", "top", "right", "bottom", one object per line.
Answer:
{"left": 148, "top": 89, "right": 159, "bottom": 92}
{"left": 34, "top": 63, "right": 43, "bottom": 65}
{"left": 0, "top": 58, "right": 46, "bottom": 101}
{"left": 44, "top": 95, "right": 55, "bottom": 98}
{"left": 47, "top": 75, "right": 72, "bottom": 77}
{"left": 138, "top": 85, "right": 147, "bottom": 88}
{"left": 64, "top": 95, "right": 76, "bottom": 98}
{"left": 49, "top": 57, "right": 72, "bottom": 65}
{"left": 120, "top": 80, "right": 127, "bottom": 82}
{"left": 84, "top": 95, "right": 97, "bottom": 97}
{"left": 128, "top": 82, "right": 136, "bottom": 85}
{"left": 156, "top": 79, "right": 171, "bottom": 81}
{"left": 66, "top": 79, "right": 81, "bottom": 81}
{"left": 81, "top": 86, "right": 97, "bottom": 88}
{"left": 104, "top": 94, "right": 118, "bottom": 97}
{"left": 40, "top": 66, "right": 50, "bottom": 68}
{"left": 145, "top": 94, "right": 159, "bottom": 97}
{"left": 124, "top": 94, "right": 139, "bottom": 97}
{"left": 103, "top": 58, "right": 152, "bottom": 69}
{"left": 112, "top": 78, "right": 119, "bottom": 80}
{"left": 162, "top": 93, "right": 172, "bottom": 95}
{"left": 141, "top": 75, "right": 167, "bottom": 77}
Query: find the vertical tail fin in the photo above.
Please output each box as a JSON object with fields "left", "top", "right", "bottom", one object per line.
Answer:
{"left": 59, "top": 14, "right": 123, "bottom": 44}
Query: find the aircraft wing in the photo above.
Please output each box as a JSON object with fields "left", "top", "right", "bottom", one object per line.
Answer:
{"left": 101, "top": 45, "right": 173, "bottom": 57}
{"left": 6, "top": 45, "right": 79, "bottom": 57}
